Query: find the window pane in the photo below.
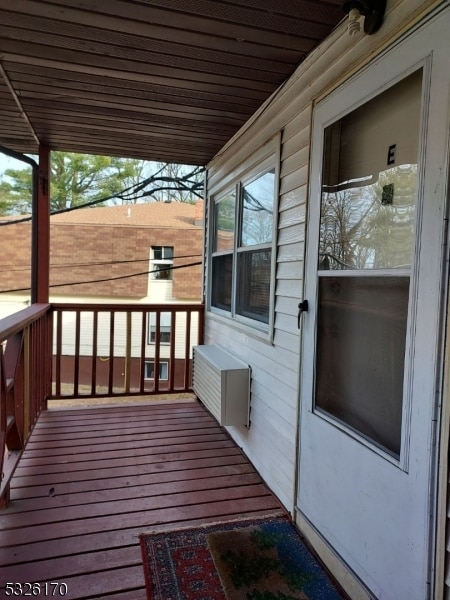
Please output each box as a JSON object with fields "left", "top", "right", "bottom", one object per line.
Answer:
{"left": 149, "top": 312, "right": 171, "bottom": 327}
{"left": 145, "top": 362, "right": 155, "bottom": 379}
{"left": 319, "top": 70, "right": 422, "bottom": 270}
{"left": 241, "top": 170, "right": 275, "bottom": 247}
{"left": 237, "top": 249, "right": 271, "bottom": 323}
{"left": 211, "top": 254, "right": 233, "bottom": 312}
{"left": 160, "top": 362, "right": 168, "bottom": 380}
{"left": 315, "top": 276, "right": 409, "bottom": 456}
{"left": 148, "top": 312, "right": 171, "bottom": 344}
{"left": 214, "top": 192, "right": 236, "bottom": 252}
{"left": 163, "top": 247, "right": 173, "bottom": 259}
{"left": 152, "top": 246, "right": 162, "bottom": 260}
{"left": 153, "top": 264, "right": 172, "bottom": 280}
{"left": 145, "top": 361, "right": 168, "bottom": 380}
{"left": 149, "top": 330, "right": 171, "bottom": 344}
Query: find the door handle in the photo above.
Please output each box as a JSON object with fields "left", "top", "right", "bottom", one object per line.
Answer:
{"left": 298, "top": 300, "right": 308, "bottom": 328}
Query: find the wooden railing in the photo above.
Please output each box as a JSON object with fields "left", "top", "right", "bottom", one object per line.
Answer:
{"left": 51, "top": 303, "right": 204, "bottom": 399}
{"left": 0, "top": 302, "right": 204, "bottom": 505}
{"left": 0, "top": 304, "right": 52, "bottom": 507}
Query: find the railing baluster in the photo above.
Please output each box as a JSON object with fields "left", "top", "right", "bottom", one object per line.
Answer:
{"left": 74, "top": 311, "right": 81, "bottom": 397}
{"left": 184, "top": 310, "right": 192, "bottom": 391}
{"left": 169, "top": 311, "right": 176, "bottom": 393}
{"left": 46, "top": 310, "right": 52, "bottom": 404}
{"left": 4, "top": 333, "right": 24, "bottom": 445}
{"left": 125, "top": 312, "right": 132, "bottom": 394}
{"left": 30, "top": 321, "right": 36, "bottom": 426}
{"left": 108, "top": 311, "right": 115, "bottom": 395}
{"left": 92, "top": 311, "right": 98, "bottom": 396}
{"left": 154, "top": 309, "right": 160, "bottom": 393}
{"left": 23, "top": 327, "right": 30, "bottom": 440}
{"left": 55, "top": 310, "right": 62, "bottom": 397}
{"left": 140, "top": 311, "right": 146, "bottom": 394}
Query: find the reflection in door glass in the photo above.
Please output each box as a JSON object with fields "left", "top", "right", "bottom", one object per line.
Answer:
{"left": 319, "top": 71, "right": 422, "bottom": 271}
{"left": 320, "top": 164, "right": 417, "bottom": 270}
{"left": 315, "top": 70, "right": 422, "bottom": 456}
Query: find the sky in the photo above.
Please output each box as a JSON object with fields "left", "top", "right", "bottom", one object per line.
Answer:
{"left": 0, "top": 152, "right": 31, "bottom": 175}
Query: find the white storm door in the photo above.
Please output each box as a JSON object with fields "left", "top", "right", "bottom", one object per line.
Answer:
{"left": 297, "top": 11, "right": 450, "bottom": 600}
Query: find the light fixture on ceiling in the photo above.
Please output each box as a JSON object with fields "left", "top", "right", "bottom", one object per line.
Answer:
{"left": 342, "top": 0, "right": 387, "bottom": 36}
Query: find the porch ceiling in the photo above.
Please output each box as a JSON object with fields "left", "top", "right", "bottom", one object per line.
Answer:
{"left": 0, "top": 0, "right": 344, "bottom": 165}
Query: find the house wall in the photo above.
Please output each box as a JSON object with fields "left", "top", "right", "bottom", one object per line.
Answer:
{"left": 204, "top": 0, "right": 443, "bottom": 512}
{"left": 0, "top": 220, "right": 202, "bottom": 300}
{"left": 49, "top": 223, "right": 202, "bottom": 300}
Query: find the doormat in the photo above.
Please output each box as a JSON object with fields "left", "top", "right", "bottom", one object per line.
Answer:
{"left": 139, "top": 515, "right": 345, "bottom": 600}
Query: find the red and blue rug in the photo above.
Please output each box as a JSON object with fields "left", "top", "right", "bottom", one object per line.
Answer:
{"left": 140, "top": 515, "right": 345, "bottom": 600}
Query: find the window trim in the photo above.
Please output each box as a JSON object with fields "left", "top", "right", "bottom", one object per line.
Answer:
{"left": 207, "top": 136, "right": 280, "bottom": 339}
{"left": 144, "top": 360, "right": 169, "bottom": 381}
{"left": 147, "top": 312, "right": 172, "bottom": 345}
{"left": 150, "top": 246, "right": 174, "bottom": 281}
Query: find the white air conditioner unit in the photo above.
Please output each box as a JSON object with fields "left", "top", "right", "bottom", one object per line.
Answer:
{"left": 192, "top": 345, "right": 250, "bottom": 427}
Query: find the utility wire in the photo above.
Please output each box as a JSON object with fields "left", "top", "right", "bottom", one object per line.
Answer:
{"left": 0, "top": 253, "right": 203, "bottom": 273}
{"left": 0, "top": 260, "right": 202, "bottom": 294}
{"left": 0, "top": 165, "right": 205, "bottom": 227}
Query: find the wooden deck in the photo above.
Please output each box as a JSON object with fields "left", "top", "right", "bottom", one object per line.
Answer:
{"left": 0, "top": 400, "right": 284, "bottom": 599}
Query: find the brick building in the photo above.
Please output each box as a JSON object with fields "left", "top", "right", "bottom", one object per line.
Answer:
{"left": 0, "top": 200, "right": 203, "bottom": 303}
{"left": 0, "top": 201, "right": 203, "bottom": 391}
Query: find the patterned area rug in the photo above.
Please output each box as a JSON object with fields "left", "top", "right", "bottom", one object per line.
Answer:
{"left": 140, "top": 515, "right": 345, "bottom": 600}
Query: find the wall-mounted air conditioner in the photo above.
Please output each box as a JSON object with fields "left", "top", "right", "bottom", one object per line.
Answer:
{"left": 192, "top": 345, "right": 250, "bottom": 427}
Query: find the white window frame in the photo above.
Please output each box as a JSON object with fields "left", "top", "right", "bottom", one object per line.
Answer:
{"left": 147, "top": 312, "right": 171, "bottom": 345}
{"left": 207, "top": 139, "right": 280, "bottom": 338}
{"left": 150, "top": 246, "right": 173, "bottom": 280}
{"left": 144, "top": 360, "right": 169, "bottom": 381}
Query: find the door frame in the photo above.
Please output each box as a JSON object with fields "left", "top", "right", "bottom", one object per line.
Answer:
{"left": 295, "top": 6, "right": 450, "bottom": 600}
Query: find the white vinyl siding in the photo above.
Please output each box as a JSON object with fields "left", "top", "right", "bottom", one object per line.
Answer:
{"left": 204, "top": 0, "right": 442, "bottom": 513}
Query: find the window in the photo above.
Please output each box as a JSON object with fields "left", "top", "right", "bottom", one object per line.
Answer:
{"left": 144, "top": 361, "right": 169, "bottom": 380}
{"left": 210, "top": 161, "right": 276, "bottom": 328}
{"left": 148, "top": 312, "right": 171, "bottom": 344}
{"left": 151, "top": 246, "right": 173, "bottom": 280}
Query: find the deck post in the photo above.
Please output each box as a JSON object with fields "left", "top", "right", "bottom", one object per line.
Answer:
{"left": 32, "top": 144, "right": 50, "bottom": 304}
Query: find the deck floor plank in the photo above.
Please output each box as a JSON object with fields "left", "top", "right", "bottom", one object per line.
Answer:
{"left": 9, "top": 449, "right": 247, "bottom": 488}
{"left": 11, "top": 459, "right": 254, "bottom": 500}
{"left": 0, "top": 400, "right": 285, "bottom": 599}
{"left": 21, "top": 429, "right": 227, "bottom": 452}
{"left": 16, "top": 437, "right": 234, "bottom": 468}
{"left": 7, "top": 469, "right": 261, "bottom": 512}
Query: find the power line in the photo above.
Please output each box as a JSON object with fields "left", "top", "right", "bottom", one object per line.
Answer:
{"left": 0, "top": 164, "right": 205, "bottom": 227}
{"left": 0, "top": 253, "right": 203, "bottom": 273}
{"left": 0, "top": 261, "right": 202, "bottom": 294}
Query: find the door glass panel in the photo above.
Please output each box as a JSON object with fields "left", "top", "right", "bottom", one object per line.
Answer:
{"left": 315, "top": 70, "right": 422, "bottom": 456}
{"left": 319, "top": 71, "right": 422, "bottom": 271}
{"left": 315, "top": 276, "right": 409, "bottom": 456}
